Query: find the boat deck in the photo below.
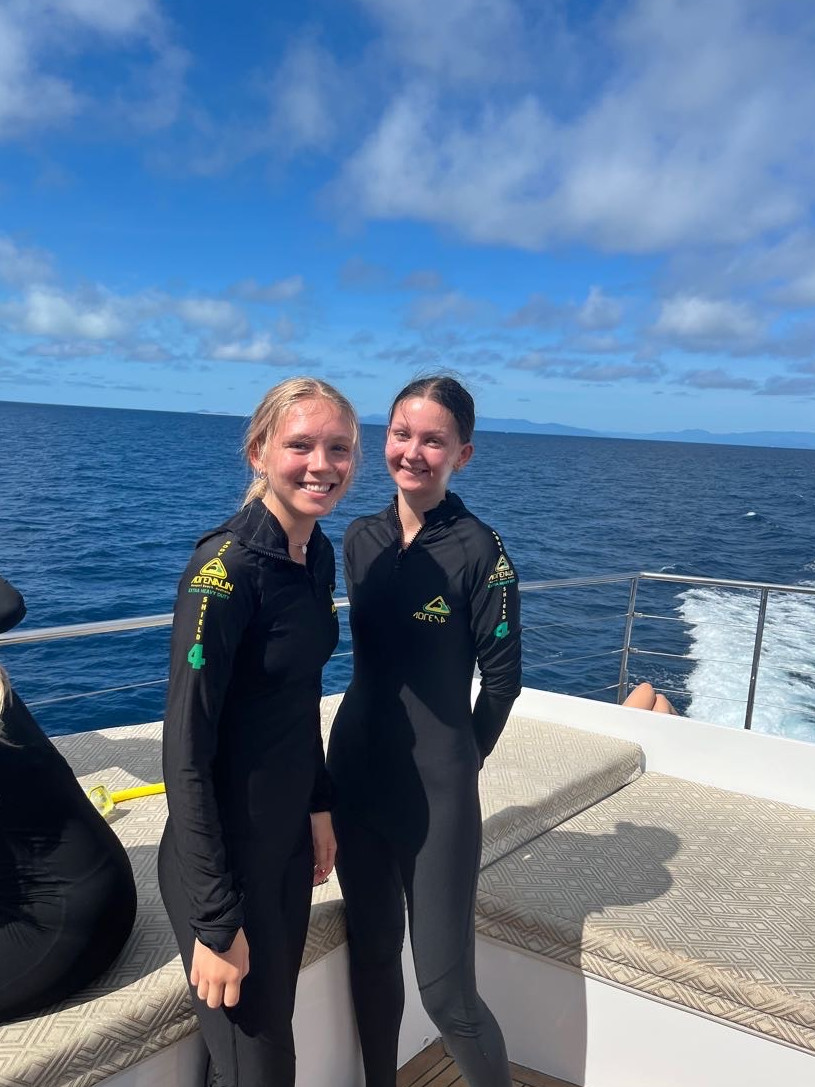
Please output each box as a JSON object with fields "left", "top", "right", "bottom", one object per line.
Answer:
{"left": 397, "top": 1041, "right": 576, "bottom": 1087}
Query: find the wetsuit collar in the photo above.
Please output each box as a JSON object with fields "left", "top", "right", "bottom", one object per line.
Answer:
{"left": 390, "top": 490, "right": 466, "bottom": 529}
{"left": 201, "top": 498, "right": 323, "bottom": 559}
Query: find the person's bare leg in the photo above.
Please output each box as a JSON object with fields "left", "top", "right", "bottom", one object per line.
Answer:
{"left": 623, "top": 682, "right": 657, "bottom": 710}
{"left": 653, "top": 693, "right": 679, "bottom": 715}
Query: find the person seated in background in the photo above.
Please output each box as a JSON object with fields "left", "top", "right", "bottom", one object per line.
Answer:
{"left": 623, "top": 681, "right": 679, "bottom": 715}
{"left": 0, "top": 575, "right": 136, "bottom": 1023}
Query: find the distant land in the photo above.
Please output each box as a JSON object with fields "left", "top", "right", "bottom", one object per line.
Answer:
{"left": 360, "top": 414, "right": 815, "bottom": 450}
{"left": 2, "top": 402, "right": 813, "bottom": 450}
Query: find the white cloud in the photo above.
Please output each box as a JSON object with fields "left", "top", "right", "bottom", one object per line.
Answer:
{"left": 0, "top": 235, "right": 54, "bottom": 286}
{"left": 359, "top": 0, "right": 529, "bottom": 87}
{"left": 337, "top": 1, "right": 815, "bottom": 254}
{"left": 509, "top": 350, "right": 664, "bottom": 383}
{"left": 505, "top": 293, "right": 561, "bottom": 329}
{"left": 578, "top": 287, "right": 623, "bottom": 331}
{"left": 207, "top": 335, "right": 299, "bottom": 365}
{"left": 759, "top": 375, "right": 815, "bottom": 397}
{"left": 175, "top": 298, "right": 247, "bottom": 335}
{"left": 677, "top": 368, "right": 758, "bottom": 391}
{"left": 267, "top": 38, "right": 345, "bottom": 156}
{"left": 125, "top": 340, "right": 174, "bottom": 362}
{"left": 232, "top": 275, "right": 305, "bottom": 303}
{"left": 776, "top": 269, "right": 815, "bottom": 309}
{"left": 0, "top": 0, "right": 186, "bottom": 138}
{"left": 653, "top": 294, "right": 762, "bottom": 348}
{"left": 406, "top": 290, "right": 494, "bottom": 328}
{"left": 23, "top": 339, "right": 107, "bottom": 358}
{"left": 3, "top": 287, "right": 128, "bottom": 339}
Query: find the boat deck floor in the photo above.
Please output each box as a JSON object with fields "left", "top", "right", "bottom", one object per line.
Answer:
{"left": 397, "top": 1041, "right": 577, "bottom": 1087}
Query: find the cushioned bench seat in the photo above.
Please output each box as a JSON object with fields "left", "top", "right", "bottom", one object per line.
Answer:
{"left": 478, "top": 714, "right": 643, "bottom": 866}
{"left": 0, "top": 708, "right": 346, "bottom": 1087}
{"left": 323, "top": 699, "right": 645, "bottom": 867}
{"left": 476, "top": 771, "right": 815, "bottom": 1052}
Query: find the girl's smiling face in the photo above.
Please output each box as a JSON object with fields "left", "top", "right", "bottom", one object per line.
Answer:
{"left": 252, "top": 398, "right": 355, "bottom": 530}
{"left": 385, "top": 396, "right": 473, "bottom": 509}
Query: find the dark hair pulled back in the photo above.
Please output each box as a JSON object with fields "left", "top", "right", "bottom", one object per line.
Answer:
{"left": 388, "top": 375, "right": 475, "bottom": 444}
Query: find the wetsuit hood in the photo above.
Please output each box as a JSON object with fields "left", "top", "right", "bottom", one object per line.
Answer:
{"left": 197, "top": 497, "right": 326, "bottom": 559}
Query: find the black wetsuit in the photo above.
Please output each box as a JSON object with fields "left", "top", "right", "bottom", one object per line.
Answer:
{"left": 326, "top": 493, "right": 522, "bottom": 1087}
{"left": 0, "top": 577, "right": 136, "bottom": 1023}
{"left": 157, "top": 499, "right": 337, "bottom": 1087}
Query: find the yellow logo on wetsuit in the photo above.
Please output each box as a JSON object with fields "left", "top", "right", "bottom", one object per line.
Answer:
{"left": 188, "top": 541, "right": 234, "bottom": 599}
{"left": 487, "top": 553, "right": 516, "bottom": 589}
{"left": 413, "top": 595, "right": 451, "bottom": 624}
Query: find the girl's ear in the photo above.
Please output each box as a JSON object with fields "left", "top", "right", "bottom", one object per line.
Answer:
{"left": 456, "top": 442, "right": 474, "bottom": 471}
{"left": 249, "top": 440, "right": 265, "bottom": 474}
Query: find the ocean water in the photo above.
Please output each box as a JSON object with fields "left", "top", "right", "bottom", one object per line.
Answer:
{"left": 1, "top": 400, "right": 814, "bottom": 740}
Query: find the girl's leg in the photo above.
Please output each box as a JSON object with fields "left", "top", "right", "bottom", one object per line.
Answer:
{"left": 405, "top": 784, "right": 512, "bottom": 1087}
{"left": 624, "top": 682, "right": 679, "bottom": 715}
{"left": 333, "top": 804, "right": 406, "bottom": 1087}
{"left": 159, "top": 830, "right": 312, "bottom": 1087}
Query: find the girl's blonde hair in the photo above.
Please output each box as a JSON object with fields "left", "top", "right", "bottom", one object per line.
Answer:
{"left": 242, "top": 377, "right": 360, "bottom": 506}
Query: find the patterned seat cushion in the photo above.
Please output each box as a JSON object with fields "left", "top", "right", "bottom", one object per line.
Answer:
{"left": 477, "top": 771, "right": 815, "bottom": 1051}
{"left": 0, "top": 701, "right": 347, "bottom": 1087}
{"left": 479, "top": 715, "right": 643, "bottom": 866}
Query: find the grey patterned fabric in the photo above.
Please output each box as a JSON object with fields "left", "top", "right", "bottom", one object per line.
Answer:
{"left": 0, "top": 705, "right": 347, "bottom": 1087}
{"left": 479, "top": 714, "right": 642, "bottom": 866}
{"left": 477, "top": 771, "right": 815, "bottom": 1052}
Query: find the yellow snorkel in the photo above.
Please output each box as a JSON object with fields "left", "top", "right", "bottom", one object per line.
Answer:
{"left": 86, "top": 782, "right": 165, "bottom": 819}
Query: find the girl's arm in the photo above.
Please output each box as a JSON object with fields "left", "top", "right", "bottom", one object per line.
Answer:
{"left": 162, "top": 539, "right": 256, "bottom": 953}
{"left": 468, "top": 532, "right": 522, "bottom": 763}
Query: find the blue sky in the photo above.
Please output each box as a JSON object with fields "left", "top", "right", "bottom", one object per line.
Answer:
{"left": 1, "top": 0, "right": 815, "bottom": 432}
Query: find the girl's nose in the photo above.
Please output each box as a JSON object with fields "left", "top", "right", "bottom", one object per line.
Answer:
{"left": 310, "top": 444, "right": 329, "bottom": 471}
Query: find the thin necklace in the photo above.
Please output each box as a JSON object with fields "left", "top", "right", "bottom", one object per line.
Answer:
{"left": 289, "top": 539, "right": 309, "bottom": 554}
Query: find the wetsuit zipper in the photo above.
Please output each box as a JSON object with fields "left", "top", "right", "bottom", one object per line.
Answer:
{"left": 256, "top": 544, "right": 320, "bottom": 598}
{"left": 392, "top": 500, "right": 425, "bottom": 568}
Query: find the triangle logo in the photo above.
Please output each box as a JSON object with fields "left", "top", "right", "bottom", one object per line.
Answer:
{"left": 200, "top": 558, "right": 228, "bottom": 578}
{"left": 424, "top": 595, "right": 451, "bottom": 615}
{"left": 494, "top": 554, "right": 511, "bottom": 573}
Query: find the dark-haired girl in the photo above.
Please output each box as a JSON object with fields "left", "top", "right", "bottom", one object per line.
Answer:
{"left": 327, "top": 377, "right": 522, "bottom": 1087}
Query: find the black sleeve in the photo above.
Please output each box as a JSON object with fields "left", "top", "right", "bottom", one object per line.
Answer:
{"left": 466, "top": 528, "right": 522, "bottom": 763}
{"left": 342, "top": 520, "right": 359, "bottom": 605}
{"left": 162, "top": 537, "right": 256, "bottom": 952}
{"left": 310, "top": 538, "right": 336, "bottom": 814}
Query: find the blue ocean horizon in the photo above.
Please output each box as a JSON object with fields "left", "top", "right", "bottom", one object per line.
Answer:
{"left": 2, "top": 399, "right": 814, "bottom": 741}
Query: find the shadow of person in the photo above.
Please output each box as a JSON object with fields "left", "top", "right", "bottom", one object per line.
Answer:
{"left": 54, "top": 729, "right": 163, "bottom": 784}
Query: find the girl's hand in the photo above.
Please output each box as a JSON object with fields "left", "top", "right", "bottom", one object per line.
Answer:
{"left": 190, "top": 927, "right": 250, "bottom": 1009}
{"left": 310, "top": 810, "right": 337, "bottom": 885}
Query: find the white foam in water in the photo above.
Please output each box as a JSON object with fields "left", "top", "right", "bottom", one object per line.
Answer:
{"left": 680, "top": 585, "right": 815, "bottom": 742}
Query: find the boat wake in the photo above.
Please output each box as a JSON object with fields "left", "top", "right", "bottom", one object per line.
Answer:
{"left": 679, "top": 584, "right": 815, "bottom": 741}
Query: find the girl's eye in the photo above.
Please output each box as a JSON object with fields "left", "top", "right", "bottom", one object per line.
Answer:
{"left": 288, "top": 442, "right": 309, "bottom": 451}
{"left": 332, "top": 444, "right": 350, "bottom": 454}
{"left": 392, "top": 431, "right": 409, "bottom": 441}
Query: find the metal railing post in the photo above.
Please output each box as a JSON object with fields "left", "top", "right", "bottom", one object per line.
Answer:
{"left": 616, "top": 576, "right": 640, "bottom": 703}
{"left": 744, "top": 587, "right": 769, "bottom": 731}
